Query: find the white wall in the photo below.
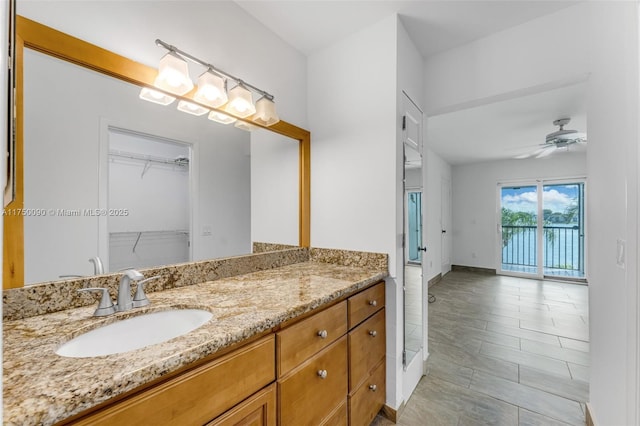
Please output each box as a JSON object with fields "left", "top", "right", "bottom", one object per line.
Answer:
{"left": 425, "top": 3, "right": 639, "bottom": 424}
{"left": 309, "top": 13, "right": 405, "bottom": 409}
{"left": 17, "top": 0, "right": 306, "bottom": 258}
{"left": 309, "top": 12, "right": 429, "bottom": 411}
{"left": 423, "top": 4, "right": 589, "bottom": 116}
{"left": 585, "top": 3, "right": 639, "bottom": 424}
{"left": 452, "top": 154, "right": 586, "bottom": 270}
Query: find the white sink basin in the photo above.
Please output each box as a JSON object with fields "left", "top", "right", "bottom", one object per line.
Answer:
{"left": 56, "top": 309, "right": 213, "bottom": 358}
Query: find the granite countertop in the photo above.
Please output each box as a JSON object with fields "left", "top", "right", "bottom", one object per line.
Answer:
{"left": 2, "top": 261, "right": 387, "bottom": 426}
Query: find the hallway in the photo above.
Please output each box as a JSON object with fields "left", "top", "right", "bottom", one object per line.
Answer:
{"left": 375, "top": 271, "right": 589, "bottom": 425}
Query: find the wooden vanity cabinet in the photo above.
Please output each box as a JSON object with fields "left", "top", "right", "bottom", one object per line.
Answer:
{"left": 61, "top": 282, "right": 386, "bottom": 426}
{"left": 66, "top": 336, "right": 276, "bottom": 426}
{"left": 276, "top": 281, "right": 386, "bottom": 426}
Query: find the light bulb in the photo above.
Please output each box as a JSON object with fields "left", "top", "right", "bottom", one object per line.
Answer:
{"left": 225, "top": 84, "right": 256, "bottom": 118}
{"left": 208, "top": 110, "right": 236, "bottom": 124}
{"left": 253, "top": 96, "right": 280, "bottom": 126}
{"left": 177, "top": 100, "right": 209, "bottom": 116}
{"left": 194, "top": 70, "right": 228, "bottom": 108}
{"left": 139, "top": 87, "right": 176, "bottom": 106}
{"left": 235, "top": 120, "right": 259, "bottom": 131}
{"left": 154, "top": 51, "right": 193, "bottom": 96}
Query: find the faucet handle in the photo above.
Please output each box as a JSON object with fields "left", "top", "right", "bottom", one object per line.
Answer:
{"left": 78, "top": 288, "right": 116, "bottom": 316}
{"left": 132, "top": 276, "right": 161, "bottom": 308}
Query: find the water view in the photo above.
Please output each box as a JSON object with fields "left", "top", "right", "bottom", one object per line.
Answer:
{"left": 500, "top": 182, "right": 585, "bottom": 278}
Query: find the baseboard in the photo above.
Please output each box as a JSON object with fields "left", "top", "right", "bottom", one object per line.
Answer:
{"left": 451, "top": 265, "right": 496, "bottom": 275}
{"left": 586, "top": 402, "right": 596, "bottom": 426}
{"left": 381, "top": 401, "right": 404, "bottom": 423}
{"left": 427, "top": 273, "right": 442, "bottom": 288}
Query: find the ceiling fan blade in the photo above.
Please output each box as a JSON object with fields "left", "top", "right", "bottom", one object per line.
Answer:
{"left": 535, "top": 145, "right": 556, "bottom": 158}
{"left": 513, "top": 146, "right": 548, "bottom": 160}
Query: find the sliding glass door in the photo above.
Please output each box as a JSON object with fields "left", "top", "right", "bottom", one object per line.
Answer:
{"left": 542, "top": 183, "right": 585, "bottom": 279}
{"left": 499, "top": 184, "right": 539, "bottom": 276}
{"left": 498, "top": 180, "right": 586, "bottom": 280}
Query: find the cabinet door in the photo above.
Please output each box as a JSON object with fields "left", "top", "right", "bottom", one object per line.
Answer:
{"left": 349, "top": 308, "right": 386, "bottom": 392}
{"left": 278, "top": 336, "right": 348, "bottom": 426}
{"left": 348, "top": 359, "right": 385, "bottom": 426}
{"left": 321, "top": 400, "right": 348, "bottom": 426}
{"left": 207, "top": 384, "right": 276, "bottom": 426}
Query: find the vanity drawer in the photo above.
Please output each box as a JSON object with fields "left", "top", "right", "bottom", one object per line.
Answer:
{"left": 277, "top": 301, "right": 347, "bottom": 376}
{"left": 348, "top": 282, "right": 384, "bottom": 329}
{"left": 348, "top": 308, "right": 386, "bottom": 392}
{"left": 278, "top": 336, "right": 348, "bottom": 426}
{"left": 348, "top": 359, "right": 385, "bottom": 426}
{"left": 70, "top": 336, "right": 275, "bottom": 426}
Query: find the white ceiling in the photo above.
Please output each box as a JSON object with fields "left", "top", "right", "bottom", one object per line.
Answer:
{"left": 427, "top": 83, "right": 587, "bottom": 165}
{"left": 235, "top": 0, "right": 586, "bottom": 165}
{"left": 235, "top": 1, "right": 577, "bottom": 57}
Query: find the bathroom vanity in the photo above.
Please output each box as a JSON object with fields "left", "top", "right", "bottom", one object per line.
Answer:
{"left": 2, "top": 248, "right": 388, "bottom": 426}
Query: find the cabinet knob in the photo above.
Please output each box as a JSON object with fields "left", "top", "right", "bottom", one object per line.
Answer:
{"left": 317, "top": 370, "right": 328, "bottom": 379}
{"left": 369, "top": 384, "right": 377, "bottom": 392}
{"left": 369, "top": 330, "right": 377, "bottom": 337}
{"left": 317, "top": 329, "right": 328, "bottom": 339}
{"left": 369, "top": 300, "right": 378, "bottom": 307}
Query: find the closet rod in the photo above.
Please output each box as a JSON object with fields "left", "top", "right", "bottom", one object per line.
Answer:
{"left": 109, "top": 150, "right": 189, "bottom": 167}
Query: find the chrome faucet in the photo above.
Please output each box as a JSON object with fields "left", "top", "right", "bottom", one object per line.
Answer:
{"left": 117, "top": 269, "right": 144, "bottom": 312}
{"left": 89, "top": 256, "right": 104, "bottom": 275}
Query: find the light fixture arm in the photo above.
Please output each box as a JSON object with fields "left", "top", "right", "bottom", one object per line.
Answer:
{"left": 155, "top": 39, "right": 275, "bottom": 101}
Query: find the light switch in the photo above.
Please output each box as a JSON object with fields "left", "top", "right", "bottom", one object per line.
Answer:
{"left": 202, "top": 225, "right": 212, "bottom": 236}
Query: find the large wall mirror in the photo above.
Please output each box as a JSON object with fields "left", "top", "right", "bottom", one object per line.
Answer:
{"left": 3, "top": 16, "right": 310, "bottom": 288}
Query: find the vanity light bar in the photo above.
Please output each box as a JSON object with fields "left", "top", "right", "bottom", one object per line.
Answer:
{"left": 138, "top": 39, "right": 279, "bottom": 130}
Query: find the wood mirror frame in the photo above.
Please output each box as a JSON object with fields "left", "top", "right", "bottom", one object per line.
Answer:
{"left": 3, "top": 16, "right": 311, "bottom": 289}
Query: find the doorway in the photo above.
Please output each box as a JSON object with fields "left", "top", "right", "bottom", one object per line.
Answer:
{"left": 407, "top": 191, "right": 423, "bottom": 265}
{"left": 498, "top": 180, "right": 586, "bottom": 280}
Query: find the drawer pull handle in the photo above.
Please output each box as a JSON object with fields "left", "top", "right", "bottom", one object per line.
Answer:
{"left": 369, "top": 300, "right": 378, "bottom": 307}
{"left": 317, "top": 369, "right": 328, "bottom": 379}
{"left": 369, "top": 330, "right": 377, "bottom": 337}
{"left": 369, "top": 384, "right": 377, "bottom": 392}
{"left": 317, "top": 330, "right": 328, "bottom": 339}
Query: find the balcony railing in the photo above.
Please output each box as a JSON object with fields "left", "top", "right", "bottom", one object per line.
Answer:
{"left": 501, "top": 225, "right": 583, "bottom": 272}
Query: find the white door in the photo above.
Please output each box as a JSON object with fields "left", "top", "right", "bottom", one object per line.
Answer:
{"left": 441, "top": 177, "right": 451, "bottom": 274}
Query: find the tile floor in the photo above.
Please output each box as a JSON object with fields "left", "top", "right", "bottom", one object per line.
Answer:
{"left": 373, "top": 271, "right": 589, "bottom": 425}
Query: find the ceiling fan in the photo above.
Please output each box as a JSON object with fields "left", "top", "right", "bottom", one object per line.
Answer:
{"left": 515, "top": 118, "right": 587, "bottom": 159}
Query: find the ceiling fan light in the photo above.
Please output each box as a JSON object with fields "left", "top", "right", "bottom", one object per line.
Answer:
{"left": 177, "top": 100, "right": 209, "bottom": 116}
{"left": 252, "top": 96, "right": 280, "bottom": 126}
{"left": 208, "top": 110, "right": 236, "bottom": 124}
{"left": 194, "top": 70, "right": 228, "bottom": 108}
{"left": 139, "top": 87, "right": 176, "bottom": 105}
{"left": 154, "top": 51, "right": 193, "bottom": 95}
{"left": 225, "top": 84, "right": 255, "bottom": 118}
